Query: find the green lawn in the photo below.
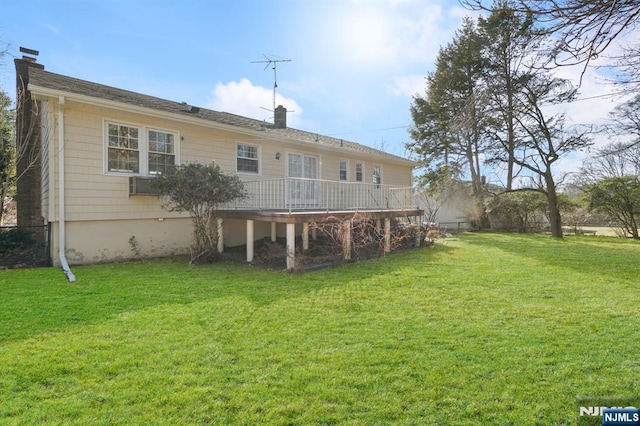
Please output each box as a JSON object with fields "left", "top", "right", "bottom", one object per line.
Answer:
{"left": 0, "top": 233, "right": 639, "bottom": 425}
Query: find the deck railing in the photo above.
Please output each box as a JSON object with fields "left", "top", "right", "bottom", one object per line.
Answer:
{"left": 220, "top": 177, "right": 417, "bottom": 212}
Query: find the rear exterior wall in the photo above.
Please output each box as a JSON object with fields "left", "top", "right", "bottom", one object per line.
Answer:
{"left": 43, "top": 97, "right": 414, "bottom": 265}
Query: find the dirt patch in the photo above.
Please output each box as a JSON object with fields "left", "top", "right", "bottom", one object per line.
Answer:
{"left": 221, "top": 235, "right": 427, "bottom": 272}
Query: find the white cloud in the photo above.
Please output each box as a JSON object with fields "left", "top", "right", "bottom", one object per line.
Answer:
{"left": 448, "top": 5, "right": 484, "bottom": 22}
{"left": 206, "top": 78, "right": 303, "bottom": 127}
{"left": 387, "top": 74, "right": 425, "bottom": 97}
{"left": 327, "top": 8, "right": 398, "bottom": 66}
{"left": 305, "top": 1, "right": 451, "bottom": 72}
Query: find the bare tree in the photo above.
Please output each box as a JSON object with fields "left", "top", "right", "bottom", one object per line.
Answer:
{"left": 576, "top": 141, "right": 640, "bottom": 185}
{"left": 608, "top": 94, "right": 640, "bottom": 152}
{"left": 14, "top": 86, "right": 43, "bottom": 181}
{"left": 0, "top": 90, "right": 14, "bottom": 225}
{"left": 508, "top": 73, "right": 593, "bottom": 238}
{"left": 0, "top": 43, "right": 14, "bottom": 225}
{"left": 460, "top": 0, "right": 640, "bottom": 82}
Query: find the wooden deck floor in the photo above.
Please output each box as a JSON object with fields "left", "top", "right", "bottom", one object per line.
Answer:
{"left": 215, "top": 208, "right": 424, "bottom": 224}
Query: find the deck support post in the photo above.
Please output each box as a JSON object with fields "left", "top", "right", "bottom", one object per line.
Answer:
{"left": 376, "top": 219, "right": 382, "bottom": 234}
{"left": 271, "top": 222, "right": 277, "bottom": 242}
{"left": 246, "top": 219, "right": 254, "bottom": 262}
{"left": 343, "top": 219, "right": 352, "bottom": 260}
{"left": 302, "top": 222, "right": 309, "bottom": 251}
{"left": 384, "top": 217, "right": 391, "bottom": 253}
{"left": 286, "top": 223, "right": 296, "bottom": 270}
{"left": 415, "top": 215, "right": 423, "bottom": 247}
{"left": 217, "top": 218, "right": 224, "bottom": 253}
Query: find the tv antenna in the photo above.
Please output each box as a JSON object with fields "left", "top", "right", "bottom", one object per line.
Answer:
{"left": 251, "top": 54, "right": 291, "bottom": 116}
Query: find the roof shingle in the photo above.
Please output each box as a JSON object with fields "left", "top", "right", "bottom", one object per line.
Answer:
{"left": 28, "top": 67, "right": 414, "bottom": 164}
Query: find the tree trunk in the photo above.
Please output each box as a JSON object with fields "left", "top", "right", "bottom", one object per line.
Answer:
{"left": 465, "top": 144, "right": 491, "bottom": 230}
{"left": 545, "top": 172, "right": 563, "bottom": 238}
{"left": 630, "top": 215, "right": 639, "bottom": 239}
{"left": 505, "top": 63, "right": 515, "bottom": 191}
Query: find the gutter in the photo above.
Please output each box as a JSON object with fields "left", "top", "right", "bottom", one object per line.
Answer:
{"left": 57, "top": 95, "right": 76, "bottom": 282}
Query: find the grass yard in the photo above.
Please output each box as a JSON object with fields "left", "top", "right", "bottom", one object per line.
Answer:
{"left": 0, "top": 233, "right": 639, "bottom": 425}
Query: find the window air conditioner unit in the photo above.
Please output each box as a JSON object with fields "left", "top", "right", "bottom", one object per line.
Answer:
{"left": 129, "top": 176, "right": 160, "bottom": 195}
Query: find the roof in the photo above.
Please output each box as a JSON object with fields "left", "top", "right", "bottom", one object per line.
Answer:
{"left": 26, "top": 66, "right": 415, "bottom": 165}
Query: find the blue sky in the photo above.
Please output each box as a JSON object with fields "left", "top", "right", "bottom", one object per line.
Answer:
{"left": 0, "top": 0, "right": 634, "bottom": 178}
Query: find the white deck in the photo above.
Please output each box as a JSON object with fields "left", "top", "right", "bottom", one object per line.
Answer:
{"left": 219, "top": 177, "right": 418, "bottom": 212}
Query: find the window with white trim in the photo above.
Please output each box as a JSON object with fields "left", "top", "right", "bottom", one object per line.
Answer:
{"left": 339, "top": 159, "right": 348, "bottom": 181}
{"left": 148, "top": 130, "right": 176, "bottom": 175}
{"left": 355, "top": 162, "right": 363, "bottom": 182}
{"left": 236, "top": 143, "right": 260, "bottom": 174}
{"left": 105, "top": 121, "right": 177, "bottom": 176}
{"left": 373, "top": 165, "right": 382, "bottom": 187}
{"left": 107, "top": 123, "right": 140, "bottom": 173}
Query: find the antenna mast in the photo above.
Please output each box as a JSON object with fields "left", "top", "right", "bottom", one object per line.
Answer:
{"left": 251, "top": 54, "right": 291, "bottom": 116}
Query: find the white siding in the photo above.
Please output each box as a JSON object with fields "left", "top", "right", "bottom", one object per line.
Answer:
{"left": 43, "top": 95, "right": 415, "bottom": 264}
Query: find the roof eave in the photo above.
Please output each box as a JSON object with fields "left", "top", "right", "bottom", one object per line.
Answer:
{"left": 28, "top": 83, "right": 418, "bottom": 167}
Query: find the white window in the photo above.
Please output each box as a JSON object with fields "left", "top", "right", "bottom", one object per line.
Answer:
{"left": 373, "top": 165, "right": 382, "bottom": 187}
{"left": 355, "top": 162, "right": 363, "bottom": 182}
{"left": 237, "top": 143, "right": 260, "bottom": 174}
{"left": 339, "top": 160, "right": 348, "bottom": 181}
{"left": 107, "top": 123, "right": 140, "bottom": 173}
{"left": 148, "top": 129, "right": 176, "bottom": 176}
{"left": 105, "top": 122, "right": 178, "bottom": 175}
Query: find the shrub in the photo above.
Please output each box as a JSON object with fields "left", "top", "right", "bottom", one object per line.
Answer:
{"left": 152, "top": 162, "right": 246, "bottom": 263}
{"left": 0, "top": 228, "right": 33, "bottom": 250}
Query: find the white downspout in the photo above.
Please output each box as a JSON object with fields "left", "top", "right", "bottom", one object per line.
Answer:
{"left": 57, "top": 95, "right": 76, "bottom": 282}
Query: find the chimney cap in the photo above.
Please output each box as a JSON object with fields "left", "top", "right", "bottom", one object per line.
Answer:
{"left": 20, "top": 47, "right": 39, "bottom": 56}
{"left": 19, "top": 47, "right": 40, "bottom": 63}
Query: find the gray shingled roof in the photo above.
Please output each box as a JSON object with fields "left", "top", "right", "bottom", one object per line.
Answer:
{"left": 28, "top": 67, "right": 414, "bottom": 164}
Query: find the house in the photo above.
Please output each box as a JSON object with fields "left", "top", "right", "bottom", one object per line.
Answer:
{"left": 14, "top": 51, "right": 422, "bottom": 274}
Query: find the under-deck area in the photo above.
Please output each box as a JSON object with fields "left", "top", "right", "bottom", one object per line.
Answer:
{"left": 215, "top": 178, "right": 423, "bottom": 269}
{"left": 215, "top": 208, "right": 424, "bottom": 270}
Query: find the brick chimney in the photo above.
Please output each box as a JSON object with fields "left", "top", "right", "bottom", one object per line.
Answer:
{"left": 14, "top": 48, "right": 45, "bottom": 232}
{"left": 274, "top": 105, "right": 287, "bottom": 129}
